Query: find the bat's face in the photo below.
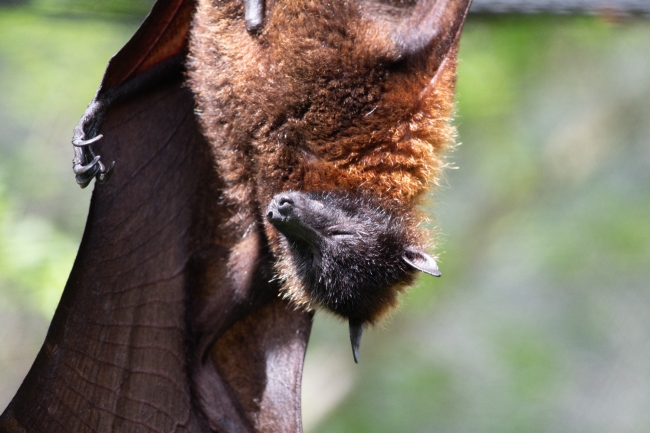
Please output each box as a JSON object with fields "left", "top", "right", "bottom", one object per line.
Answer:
{"left": 266, "top": 191, "right": 440, "bottom": 324}
{"left": 188, "top": 0, "right": 469, "bottom": 330}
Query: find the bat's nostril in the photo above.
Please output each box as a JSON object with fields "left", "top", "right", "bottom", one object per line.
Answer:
{"left": 277, "top": 197, "right": 294, "bottom": 217}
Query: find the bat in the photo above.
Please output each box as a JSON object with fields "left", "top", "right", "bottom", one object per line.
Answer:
{"left": 188, "top": 0, "right": 470, "bottom": 360}
{"left": 1, "top": 0, "right": 471, "bottom": 431}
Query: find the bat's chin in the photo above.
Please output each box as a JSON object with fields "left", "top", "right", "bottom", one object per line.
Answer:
{"left": 269, "top": 220, "right": 320, "bottom": 249}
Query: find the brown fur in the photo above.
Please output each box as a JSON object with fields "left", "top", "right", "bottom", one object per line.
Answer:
{"left": 188, "top": 0, "right": 459, "bottom": 318}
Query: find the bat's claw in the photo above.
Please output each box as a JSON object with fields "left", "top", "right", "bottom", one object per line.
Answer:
{"left": 72, "top": 134, "right": 115, "bottom": 189}
{"left": 72, "top": 134, "right": 103, "bottom": 147}
{"left": 97, "top": 160, "right": 115, "bottom": 184}
{"left": 73, "top": 156, "right": 101, "bottom": 175}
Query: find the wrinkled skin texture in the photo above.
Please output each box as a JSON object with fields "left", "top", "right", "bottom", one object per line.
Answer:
{"left": 1, "top": 78, "right": 313, "bottom": 433}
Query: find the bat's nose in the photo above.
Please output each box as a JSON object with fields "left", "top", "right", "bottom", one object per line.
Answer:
{"left": 277, "top": 196, "right": 294, "bottom": 217}
{"left": 267, "top": 195, "right": 295, "bottom": 223}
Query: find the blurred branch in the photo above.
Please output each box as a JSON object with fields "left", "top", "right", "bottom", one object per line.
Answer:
{"left": 470, "top": 0, "right": 650, "bottom": 17}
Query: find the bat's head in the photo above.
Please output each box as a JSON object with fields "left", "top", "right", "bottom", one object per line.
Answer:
{"left": 266, "top": 191, "right": 440, "bottom": 321}
{"left": 266, "top": 190, "right": 440, "bottom": 362}
{"left": 188, "top": 0, "right": 470, "bottom": 346}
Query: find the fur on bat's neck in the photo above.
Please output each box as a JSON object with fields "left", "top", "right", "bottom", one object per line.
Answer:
{"left": 188, "top": 0, "right": 458, "bottom": 312}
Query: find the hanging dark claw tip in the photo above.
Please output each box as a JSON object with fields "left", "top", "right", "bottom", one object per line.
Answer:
{"left": 97, "top": 160, "right": 115, "bottom": 184}
{"left": 243, "top": 0, "right": 264, "bottom": 33}
{"left": 73, "top": 155, "right": 101, "bottom": 175}
{"left": 349, "top": 320, "right": 364, "bottom": 364}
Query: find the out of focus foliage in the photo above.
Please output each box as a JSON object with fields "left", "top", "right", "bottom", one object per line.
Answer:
{"left": 305, "top": 15, "right": 650, "bottom": 433}
{"left": 0, "top": 0, "right": 154, "bottom": 17}
{"left": 1, "top": 3, "right": 649, "bottom": 433}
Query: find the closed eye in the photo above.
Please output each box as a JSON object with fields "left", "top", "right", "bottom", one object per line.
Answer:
{"left": 329, "top": 230, "right": 356, "bottom": 237}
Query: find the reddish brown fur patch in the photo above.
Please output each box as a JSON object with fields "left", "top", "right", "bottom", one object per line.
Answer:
{"left": 188, "top": 0, "right": 458, "bottom": 317}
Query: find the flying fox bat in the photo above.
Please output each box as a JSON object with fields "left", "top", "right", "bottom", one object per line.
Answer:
{"left": 188, "top": 0, "right": 469, "bottom": 357}
{"left": 1, "top": 0, "right": 471, "bottom": 432}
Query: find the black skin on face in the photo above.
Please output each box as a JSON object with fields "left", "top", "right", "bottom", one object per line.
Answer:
{"left": 266, "top": 191, "right": 440, "bottom": 362}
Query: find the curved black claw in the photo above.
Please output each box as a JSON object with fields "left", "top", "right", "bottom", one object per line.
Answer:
{"left": 71, "top": 134, "right": 115, "bottom": 189}
{"left": 243, "top": 0, "right": 265, "bottom": 33}
{"left": 349, "top": 320, "right": 364, "bottom": 364}
{"left": 72, "top": 134, "right": 103, "bottom": 147}
{"left": 97, "top": 160, "right": 115, "bottom": 184}
{"left": 73, "top": 155, "right": 101, "bottom": 175}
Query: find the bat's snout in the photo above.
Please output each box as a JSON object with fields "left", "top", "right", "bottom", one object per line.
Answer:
{"left": 267, "top": 194, "right": 295, "bottom": 224}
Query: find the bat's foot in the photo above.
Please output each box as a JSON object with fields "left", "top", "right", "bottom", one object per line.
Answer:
{"left": 72, "top": 134, "right": 115, "bottom": 189}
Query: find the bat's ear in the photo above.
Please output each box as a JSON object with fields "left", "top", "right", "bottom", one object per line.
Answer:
{"left": 395, "top": 0, "right": 472, "bottom": 59}
{"left": 361, "top": 0, "right": 472, "bottom": 63}
{"left": 403, "top": 246, "right": 441, "bottom": 277}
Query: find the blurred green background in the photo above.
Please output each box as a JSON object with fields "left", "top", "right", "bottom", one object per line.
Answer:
{"left": 1, "top": 2, "right": 649, "bottom": 432}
